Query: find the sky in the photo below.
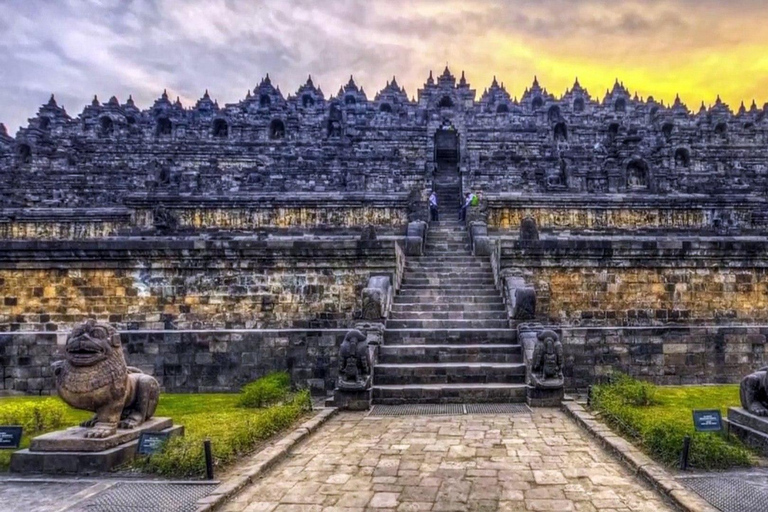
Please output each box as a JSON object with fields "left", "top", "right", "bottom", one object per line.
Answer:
{"left": 2, "top": 0, "right": 768, "bottom": 133}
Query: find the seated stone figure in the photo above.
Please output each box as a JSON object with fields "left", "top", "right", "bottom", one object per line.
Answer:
{"left": 530, "top": 329, "right": 564, "bottom": 389}
{"left": 740, "top": 366, "right": 768, "bottom": 417}
{"left": 53, "top": 320, "right": 160, "bottom": 438}
{"left": 337, "top": 329, "right": 371, "bottom": 390}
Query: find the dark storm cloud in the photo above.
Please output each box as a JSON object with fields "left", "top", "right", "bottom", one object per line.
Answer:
{"left": 0, "top": 0, "right": 766, "bottom": 133}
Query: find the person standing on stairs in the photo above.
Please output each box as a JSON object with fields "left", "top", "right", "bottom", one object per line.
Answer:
{"left": 429, "top": 190, "right": 439, "bottom": 222}
{"left": 458, "top": 191, "right": 475, "bottom": 222}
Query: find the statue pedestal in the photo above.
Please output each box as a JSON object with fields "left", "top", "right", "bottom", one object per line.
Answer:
{"left": 10, "top": 417, "right": 183, "bottom": 475}
{"left": 527, "top": 385, "right": 564, "bottom": 408}
{"left": 331, "top": 388, "right": 372, "bottom": 411}
{"left": 726, "top": 407, "right": 768, "bottom": 456}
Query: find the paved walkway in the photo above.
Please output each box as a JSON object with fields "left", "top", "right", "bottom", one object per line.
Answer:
{"left": 222, "top": 409, "right": 673, "bottom": 512}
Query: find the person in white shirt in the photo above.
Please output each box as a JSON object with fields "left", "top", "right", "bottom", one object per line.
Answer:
{"left": 459, "top": 192, "right": 475, "bottom": 222}
{"left": 429, "top": 191, "right": 439, "bottom": 222}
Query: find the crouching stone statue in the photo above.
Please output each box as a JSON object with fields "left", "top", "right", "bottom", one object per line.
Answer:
{"left": 740, "top": 366, "right": 768, "bottom": 417}
{"left": 519, "top": 325, "right": 565, "bottom": 407}
{"left": 726, "top": 367, "right": 768, "bottom": 458}
{"left": 531, "top": 329, "right": 564, "bottom": 388}
{"left": 53, "top": 320, "right": 160, "bottom": 439}
{"left": 337, "top": 329, "right": 371, "bottom": 391}
{"left": 330, "top": 326, "right": 379, "bottom": 410}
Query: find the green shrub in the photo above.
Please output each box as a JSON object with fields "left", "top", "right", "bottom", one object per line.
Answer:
{"left": 591, "top": 373, "right": 752, "bottom": 470}
{"left": 595, "top": 373, "right": 658, "bottom": 407}
{"left": 0, "top": 398, "right": 67, "bottom": 433}
{"left": 137, "top": 390, "right": 312, "bottom": 477}
{"left": 238, "top": 371, "right": 292, "bottom": 408}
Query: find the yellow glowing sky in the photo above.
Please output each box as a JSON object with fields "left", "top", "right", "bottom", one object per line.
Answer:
{"left": 2, "top": 0, "right": 768, "bottom": 131}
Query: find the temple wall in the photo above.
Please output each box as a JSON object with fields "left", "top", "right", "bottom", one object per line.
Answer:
{"left": 500, "top": 236, "right": 768, "bottom": 326}
{"left": 561, "top": 326, "right": 768, "bottom": 390}
{"left": 5, "top": 325, "right": 766, "bottom": 395}
{"left": 531, "top": 267, "right": 768, "bottom": 324}
{"left": 1, "top": 329, "right": 348, "bottom": 395}
{"left": 0, "top": 239, "right": 399, "bottom": 331}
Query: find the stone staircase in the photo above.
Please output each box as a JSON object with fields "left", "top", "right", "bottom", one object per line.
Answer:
{"left": 372, "top": 203, "right": 526, "bottom": 404}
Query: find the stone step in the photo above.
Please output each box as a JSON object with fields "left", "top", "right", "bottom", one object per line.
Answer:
{"left": 372, "top": 383, "right": 527, "bottom": 404}
{"left": 410, "top": 256, "right": 484, "bottom": 262}
{"left": 391, "top": 303, "right": 506, "bottom": 312}
{"left": 423, "top": 245, "right": 470, "bottom": 251}
{"left": 392, "top": 295, "right": 504, "bottom": 305}
{"left": 374, "top": 362, "right": 526, "bottom": 385}
{"left": 396, "top": 291, "right": 501, "bottom": 300}
{"left": 384, "top": 328, "right": 516, "bottom": 344}
{"left": 428, "top": 224, "right": 465, "bottom": 230}
{"left": 387, "top": 319, "right": 510, "bottom": 329}
{"left": 427, "top": 237, "right": 469, "bottom": 243}
{"left": 406, "top": 263, "right": 492, "bottom": 270}
{"left": 400, "top": 283, "right": 497, "bottom": 291}
{"left": 403, "top": 271, "right": 495, "bottom": 279}
{"left": 378, "top": 344, "right": 522, "bottom": 364}
{"left": 398, "top": 285, "right": 498, "bottom": 293}
{"left": 388, "top": 310, "right": 507, "bottom": 320}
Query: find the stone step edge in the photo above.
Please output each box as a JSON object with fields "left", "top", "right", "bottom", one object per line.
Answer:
{"left": 561, "top": 402, "right": 719, "bottom": 512}
{"left": 373, "top": 383, "right": 528, "bottom": 390}
{"left": 375, "top": 362, "right": 526, "bottom": 369}
{"left": 385, "top": 328, "right": 516, "bottom": 332}
{"left": 380, "top": 344, "right": 520, "bottom": 350}
{"left": 195, "top": 407, "right": 338, "bottom": 512}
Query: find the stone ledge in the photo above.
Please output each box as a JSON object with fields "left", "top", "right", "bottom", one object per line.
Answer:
{"left": 562, "top": 401, "right": 719, "bottom": 512}
{"left": 194, "top": 407, "right": 338, "bottom": 512}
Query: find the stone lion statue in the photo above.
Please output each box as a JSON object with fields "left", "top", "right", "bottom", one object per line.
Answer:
{"left": 53, "top": 320, "right": 160, "bottom": 438}
{"left": 740, "top": 366, "right": 768, "bottom": 417}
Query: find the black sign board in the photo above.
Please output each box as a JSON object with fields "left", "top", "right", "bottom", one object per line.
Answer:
{"left": 693, "top": 410, "right": 723, "bottom": 432}
{"left": 0, "top": 426, "right": 23, "bottom": 449}
{"left": 136, "top": 431, "right": 171, "bottom": 455}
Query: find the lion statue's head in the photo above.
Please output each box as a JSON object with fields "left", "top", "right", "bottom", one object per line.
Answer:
{"left": 64, "top": 319, "right": 122, "bottom": 367}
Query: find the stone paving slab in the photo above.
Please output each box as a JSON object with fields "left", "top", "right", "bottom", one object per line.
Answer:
{"left": 221, "top": 409, "right": 674, "bottom": 511}
{"left": 0, "top": 480, "right": 95, "bottom": 512}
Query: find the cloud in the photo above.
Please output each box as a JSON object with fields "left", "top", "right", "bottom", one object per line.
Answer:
{"left": 0, "top": 0, "right": 767, "bottom": 132}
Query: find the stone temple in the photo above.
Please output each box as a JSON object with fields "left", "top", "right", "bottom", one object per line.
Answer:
{"left": 2, "top": 67, "right": 768, "bottom": 404}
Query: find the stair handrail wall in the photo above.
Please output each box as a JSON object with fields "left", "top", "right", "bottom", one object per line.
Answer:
{"left": 394, "top": 240, "right": 406, "bottom": 296}
{"left": 490, "top": 238, "right": 502, "bottom": 293}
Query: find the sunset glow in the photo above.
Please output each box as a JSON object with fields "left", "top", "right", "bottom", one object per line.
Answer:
{"left": 2, "top": 0, "right": 768, "bottom": 131}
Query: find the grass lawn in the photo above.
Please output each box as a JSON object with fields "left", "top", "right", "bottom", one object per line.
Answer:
{"left": 0, "top": 373, "right": 311, "bottom": 477}
{"left": 591, "top": 375, "right": 754, "bottom": 470}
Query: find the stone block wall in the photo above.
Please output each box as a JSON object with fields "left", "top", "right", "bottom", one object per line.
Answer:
{"left": 0, "top": 329, "right": 348, "bottom": 395}
{"left": 485, "top": 195, "right": 765, "bottom": 233}
{"left": 0, "top": 238, "right": 399, "bottom": 331}
{"left": 500, "top": 236, "right": 768, "bottom": 326}
{"left": 562, "top": 326, "right": 768, "bottom": 390}
{"left": 532, "top": 267, "right": 768, "bottom": 325}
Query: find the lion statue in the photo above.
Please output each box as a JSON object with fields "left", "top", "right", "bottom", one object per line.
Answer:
{"left": 53, "top": 320, "right": 160, "bottom": 439}
{"left": 740, "top": 366, "right": 768, "bottom": 417}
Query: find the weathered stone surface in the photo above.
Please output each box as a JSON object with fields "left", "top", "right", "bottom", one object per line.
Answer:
{"left": 29, "top": 416, "right": 172, "bottom": 452}
{"left": 727, "top": 407, "right": 768, "bottom": 458}
{"left": 4, "top": 68, "right": 768, "bottom": 398}
{"left": 739, "top": 366, "right": 768, "bottom": 416}
{"left": 0, "top": 238, "right": 398, "bottom": 331}
{"left": 2, "top": 329, "right": 352, "bottom": 394}
{"left": 54, "top": 320, "right": 160, "bottom": 438}
{"left": 220, "top": 410, "right": 674, "bottom": 512}
{"left": 11, "top": 424, "right": 183, "bottom": 475}
{"left": 361, "top": 275, "right": 392, "bottom": 321}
